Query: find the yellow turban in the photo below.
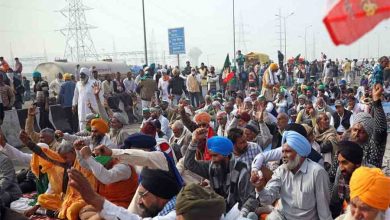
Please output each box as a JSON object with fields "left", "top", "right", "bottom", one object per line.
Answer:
{"left": 194, "top": 112, "right": 211, "bottom": 124}
{"left": 270, "top": 63, "right": 279, "bottom": 71}
{"left": 63, "top": 73, "right": 72, "bottom": 80}
{"left": 91, "top": 118, "right": 109, "bottom": 134}
{"left": 350, "top": 166, "right": 390, "bottom": 211}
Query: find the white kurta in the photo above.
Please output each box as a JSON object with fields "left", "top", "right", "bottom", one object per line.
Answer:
{"left": 72, "top": 79, "right": 103, "bottom": 130}
{"left": 49, "top": 79, "right": 64, "bottom": 98}
{"left": 159, "top": 115, "right": 171, "bottom": 139}
{"left": 158, "top": 78, "right": 170, "bottom": 101}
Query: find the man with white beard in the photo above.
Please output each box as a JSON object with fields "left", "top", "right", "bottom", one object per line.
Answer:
{"left": 251, "top": 130, "right": 332, "bottom": 220}
{"left": 335, "top": 166, "right": 390, "bottom": 220}
{"left": 72, "top": 67, "right": 103, "bottom": 130}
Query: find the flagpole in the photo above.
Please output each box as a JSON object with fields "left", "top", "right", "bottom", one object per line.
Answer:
{"left": 233, "top": 0, "right": 236, "bottom": 67}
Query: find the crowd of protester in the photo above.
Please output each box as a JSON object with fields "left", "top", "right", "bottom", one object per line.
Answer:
{"left": 0, "top": 53, "right": 389, "bottom": 220}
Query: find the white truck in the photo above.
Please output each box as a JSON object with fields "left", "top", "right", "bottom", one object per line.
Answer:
{"left": 34, "top": 61, "right": 129, "bottom": 82}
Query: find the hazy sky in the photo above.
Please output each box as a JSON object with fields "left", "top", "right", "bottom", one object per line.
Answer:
{"left": 1, "top": 0, "right": 390, "bottom": 70}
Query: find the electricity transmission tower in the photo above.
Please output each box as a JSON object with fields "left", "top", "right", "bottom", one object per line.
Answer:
{"left": 58, "top": 0, "right": 99, "bottom": 62}
{"left": 237, "top": 14, "right": 249, "bottom": 53}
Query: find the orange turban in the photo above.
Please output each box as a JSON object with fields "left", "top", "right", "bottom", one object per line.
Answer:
{"left": 91, "top": 118, "right": 109, "bottom": 134}
{"left": 270, "top": 63, "right": 279, "bottom": 71}
{"left": 350, "top": 166, "right": 390, "bottom": 211}
{"left": 194, "top": 112, "right": 211, "bottom": 124}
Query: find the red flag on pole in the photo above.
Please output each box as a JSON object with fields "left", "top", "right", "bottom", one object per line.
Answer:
{"left": 323, "top": 0, "right": 390, "bottom": 45}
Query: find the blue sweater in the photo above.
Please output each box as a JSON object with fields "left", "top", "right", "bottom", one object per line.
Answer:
{"left": 59, "top": 81, "right": 76, "bottom": 107}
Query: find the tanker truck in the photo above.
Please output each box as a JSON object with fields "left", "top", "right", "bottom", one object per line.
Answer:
{"left": 34, "top": 61, "right": 130, "bottom": 82}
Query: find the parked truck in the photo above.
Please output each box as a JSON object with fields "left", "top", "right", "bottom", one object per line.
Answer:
{"left": 34, "top": 61, "right": 129, "bottom": 82}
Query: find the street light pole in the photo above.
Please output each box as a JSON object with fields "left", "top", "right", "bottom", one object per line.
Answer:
{"left": 279, "top": 8, "right": 282, "bottom": 52}
{"left": 313, "top": 33, "right": 316, "bottom": 60}
{"left": 304, "top": 25, "right": 312, "bottom": 60}
{"left": 276, "top": 12, "right": 294, "bottom": 63}
{"left": 304, "top": 30, "right": 307, "bottom": 60}
{"left": 284, "top": 12, "right": 294, "bottom": 63}
{"left": 142, "top": 0, "right": 148, "bottom": 65}
{"left": 233, "top": 0, "right": 236, "bottom": 66}
{"left": 284, "top": 17, "right": 287, "bottom": 62}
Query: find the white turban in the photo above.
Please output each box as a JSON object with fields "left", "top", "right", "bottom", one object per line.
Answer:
{"left": 37, "top": 143, "right": 49, "bottom": 149}
{"left": 79, "top": 67, "right": 91, "bottom": 77}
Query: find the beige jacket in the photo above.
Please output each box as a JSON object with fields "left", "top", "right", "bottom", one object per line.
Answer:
{"left": 186, "top": 74, "right": 200, "bottom": 93}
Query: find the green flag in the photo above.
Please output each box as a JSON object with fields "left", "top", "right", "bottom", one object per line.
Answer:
{"left": 294, "top": 54, "right": 301, "bottom": 66}
{"left": 223, "top": 53, "right": 231, "bottom": 69}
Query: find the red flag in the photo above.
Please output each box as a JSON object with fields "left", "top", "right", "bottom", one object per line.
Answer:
{"left": 223, "top": 72, "right": 234, "bottom": 84}
{"left": 323, "top": 0, "right": 390, "bottom": 45}
{"left": 202, "top": 127, "right": 215, "bottom": 161}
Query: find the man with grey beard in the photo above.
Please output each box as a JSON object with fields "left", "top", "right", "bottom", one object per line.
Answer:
{"left": 344, "top": 84, "right": 386, "bottom": 168}
{"left": 251, "top": 130, "right": 332, "bottom": 220}
{"left": 58, "top": 118, "right": 117, "bottom": 150}
{"left": 108, "top": 112, "right": 131, "bottom": 146}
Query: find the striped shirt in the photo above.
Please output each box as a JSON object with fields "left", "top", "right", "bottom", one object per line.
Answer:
{"left": 234, "top": 142, "right": 262, "bottom": 167}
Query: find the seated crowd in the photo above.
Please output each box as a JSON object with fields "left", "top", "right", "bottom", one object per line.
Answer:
{"left": 0, "top": 62, "right": 389, "bottom": 220}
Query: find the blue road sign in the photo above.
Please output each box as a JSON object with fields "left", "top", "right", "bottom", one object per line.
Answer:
{"left": 168, "top": 27, "right": 186, "bottom": 55}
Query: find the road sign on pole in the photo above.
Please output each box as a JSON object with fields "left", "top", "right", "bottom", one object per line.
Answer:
{"left": 168, "top": 27, "right": 186, "bottom": 55}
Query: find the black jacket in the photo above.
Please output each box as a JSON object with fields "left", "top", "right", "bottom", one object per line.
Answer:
{"left": 332, "top": 109, "right": 352, "bottom": 130}
{"left": 12, "top": 77, "right": 25, "bottom": 102}
{"left": 168, "top": 76, "right": 186, "bottom": 95}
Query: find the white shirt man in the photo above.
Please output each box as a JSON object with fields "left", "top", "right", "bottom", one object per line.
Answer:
{"left": 72, "top": 67, "right": 103, "bottom": 130}
{"left": 49, "top": 73, "right": 64, "bottom": 99}
{"left": 123, "top": 77, "right": 137, "bottom": 94}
